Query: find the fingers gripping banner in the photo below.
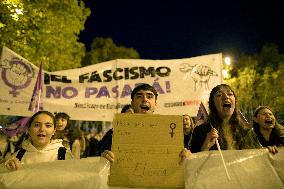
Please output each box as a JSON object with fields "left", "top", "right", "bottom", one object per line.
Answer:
{"left": 0, "top": 47, "right": 222, "bottom": 121}
{"left": 184, "top": 149, "right": 284, "bottom": 189}
{"left": 0, "top": 149, "right": 283, "bottom": 189}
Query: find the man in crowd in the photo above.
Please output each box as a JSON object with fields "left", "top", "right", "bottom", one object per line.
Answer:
{"left": 99, "top": 83, "right": 189, "bottom": 163}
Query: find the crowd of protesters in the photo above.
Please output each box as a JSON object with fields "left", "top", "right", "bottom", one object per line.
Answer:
{"left": 0, "top": 83, "right": 283, "bottom": 171}
{"left": 0, "top": 116, "right": 109, "bottom": 164}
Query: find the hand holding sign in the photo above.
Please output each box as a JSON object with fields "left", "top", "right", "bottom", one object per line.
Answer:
{"left": 110, "top": 113, "right": 184, "bottom": 188}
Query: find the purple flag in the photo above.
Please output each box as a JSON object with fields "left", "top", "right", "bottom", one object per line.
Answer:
{"left": 196, "top": 102, "right": 208, "bottom": 125}
{"left": 1, "top": 63, "right": 43, "bottom": 137}
{"left": 1, "top": 117, "right": 30, "bottom": 137}
{"left": 28, "top": 62, "right": 43, "bottom": 112}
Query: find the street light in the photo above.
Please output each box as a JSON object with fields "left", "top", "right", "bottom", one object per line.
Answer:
{"left": 224, "top": 57, "right": 231, "bottom": 66}
{"left": 223, "top": 56, "right": 232, "bottom": 80}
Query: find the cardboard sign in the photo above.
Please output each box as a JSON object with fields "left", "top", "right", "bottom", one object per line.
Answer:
{"left": 109, "top": 114, "right": 184, "bottom": 188}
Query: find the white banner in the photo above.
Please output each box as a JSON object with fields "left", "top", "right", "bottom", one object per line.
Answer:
{"left": 0, "top": 157, "right": 110, "bottom": 189}
{"left": 185, "top": 149, "right": 284, "bottom": 189}
{"left": 0, "top": 47, "right": 222, "bottom": 121}
{"left": 0, "top": 149, "right": 283, "bottom": 189}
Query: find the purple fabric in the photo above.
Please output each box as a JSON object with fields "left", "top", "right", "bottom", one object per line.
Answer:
{"left": 196, "top": 102, "right": 208, "bottom": 121}
{"left": 28, "top": 62, "right": 43, "bottom": 112}
{"left": 2, "top": 63, "right": 44, "bottom": 137}
{"left": 1, "top": 117, "right": 30, "bottom": 137}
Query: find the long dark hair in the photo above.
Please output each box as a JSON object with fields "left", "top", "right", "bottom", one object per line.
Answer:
{"left": 208, "top": 84, "right": 239, "bottom": 128}
{"left": 252, "top": 106, "right": 283, "bottom": 146}
{"left": 208, "top": 84, "right": 249, "bottom": 149}
{"left": 253, "top": 106, "right": 277, "bottom": 134}
{"left": 54, "top": 112, "right": 71, "bottom": 130}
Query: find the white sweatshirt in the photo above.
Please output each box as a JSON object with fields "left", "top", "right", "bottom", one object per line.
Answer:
{"left": 18, "top": 139, "right": 73, "bottom": 165}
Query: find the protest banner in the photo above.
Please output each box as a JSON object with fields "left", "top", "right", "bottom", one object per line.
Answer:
{"left": 184, "top": 148, "right": 284, "bottom": 189}
{"left": 0, "top": 47, "right": 222, "bottom": 121}
{"left": 0, "top": 157, "right": 109, "bottom": 189}
{"left": 0, "top": 149, "right": 283, "bottom": 189}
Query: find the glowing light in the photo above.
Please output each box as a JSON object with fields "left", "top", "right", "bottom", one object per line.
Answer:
{"left": 15, "top": 8, "right": 23, "bottom": 15}
{"left": 222, "top": 69, "right": 229, "bottom": 79}
{"left": 224, "top": 57, "right": 231, "bottom": 66}
{"left": 1, "top": 0, "right": 24, "bottom": 21}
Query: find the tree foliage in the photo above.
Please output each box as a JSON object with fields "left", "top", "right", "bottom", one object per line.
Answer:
{"left": 0, "top": 0, "right": 90, "bottom": 71}
{"left": 226, "top": 44, "right": 284, "bottom": 121}
{"left": 257, "top": 43, "right": 283, "bottom": 72}
{"left": 81, "top": 37, "right": 140, "bottom": 67}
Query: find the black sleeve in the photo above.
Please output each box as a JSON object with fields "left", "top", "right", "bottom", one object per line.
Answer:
{"left": 96, "top": 129, "right": 113, "bottom": 156}
{"left": 184, "top": 134, "right": 191, "bottom": 149}
{"left": 190, "top": 123, "right": 211, "bottom": 153}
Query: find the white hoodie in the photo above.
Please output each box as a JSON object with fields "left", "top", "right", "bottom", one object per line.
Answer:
{"left": 18, "top": 139, "right": 73, "bottom": 165}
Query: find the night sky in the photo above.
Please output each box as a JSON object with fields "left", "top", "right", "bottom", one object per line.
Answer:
{"left": 79, "top": 0, "right": 284, "bottom": 60}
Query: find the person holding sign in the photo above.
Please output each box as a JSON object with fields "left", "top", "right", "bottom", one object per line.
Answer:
{"left": 3, "top": 111, "right": 72, "bottom": 171}
{"left": 100, "top": 83, "right": 190, "bottom": 164}
{"left": 183, "top": 114, "right": 195, "bottom": 150}
{"left": 190, "top": 84, "right": 262, "bottom": 153}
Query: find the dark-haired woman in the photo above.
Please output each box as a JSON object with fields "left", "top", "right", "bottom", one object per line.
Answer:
{"left": 54, "top": 112, "right": 85, "bottom": 159}
{"left": 253, "top": 106, "right": 284, "bottom": 154}
{"left": 3, "top": 111, "right": 72, "bottom": 171}
{"left": 190, "top": 84, "right": 262, "bottom": 153}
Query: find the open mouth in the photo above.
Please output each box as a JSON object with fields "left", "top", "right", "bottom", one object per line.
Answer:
{"left": 37, "top": 134, "right": 46, "bottom": 138}
{"left": 223, "top": 103, "right": 231, "bottom": 108}
{"left": 265, "top": 120, "right": 273, "bottom": 124}
{"left": 56, "top": 125, "right": 64, "bottom": 130}
{"left": 140, "top": 104, "right": 150, "bottom": 112}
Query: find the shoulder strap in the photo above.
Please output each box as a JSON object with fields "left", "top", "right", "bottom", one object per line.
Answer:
{"left": 16, "top": 148, "right": 26, "bottom": 161}
{"left": 14, "top": 147, "right": 66, "bottom": 161}
{"left": 58, "top": 147, "right": 66, "bottom": 160}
